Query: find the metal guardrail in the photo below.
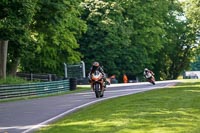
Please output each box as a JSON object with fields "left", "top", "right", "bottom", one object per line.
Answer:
{"left": 0, "top": 80, "right": 70, "bottom": 100}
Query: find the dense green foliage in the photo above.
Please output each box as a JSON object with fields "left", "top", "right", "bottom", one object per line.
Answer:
{"left": 0, "top": 1, "right": 38, "bottom": 76}
{"left": 79, "top": 1, "right": 131, "bottom": 77}
{"left": 79, "top": 0, "right": 168, "bottom": 80}
{"left": 20, "top": 0, "right": 87, "bottom": 75}
{"left": 0, "top": 0, "right": 199, "bottom": 81}
{"left": 182, "top": 0, "right": 200, "bottom": 72}
{"left": 183, "top": 0, "right": 200, "bottom": 30}
{"left": 154, "top": 1, "right": 198, "bottom": 79}
{"left": 190, "top": 56, "right": 200, "bottom": 70}
{"left": 79, "top": 0, "right": 199, "bottom": 80}
{"left": 0, "top": 0, "right": 86, "bottom": 77}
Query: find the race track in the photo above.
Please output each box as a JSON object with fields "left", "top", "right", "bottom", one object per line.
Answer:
{"left": 0, "top": 80, "right": 180, "bottom": 133}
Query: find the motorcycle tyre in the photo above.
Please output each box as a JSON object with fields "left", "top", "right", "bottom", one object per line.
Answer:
{"left": 151, "top": 81, "right": 155, "bottom": 85}
{"left": 94, "top": 83, "right": 101, "bottom": 98}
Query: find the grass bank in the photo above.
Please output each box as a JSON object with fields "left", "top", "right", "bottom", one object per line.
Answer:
{"left": 0, "top": 76, "right": 30, "bottom": 84}
{"left": 37, "top": 80, "right": 200, "bottom": 133}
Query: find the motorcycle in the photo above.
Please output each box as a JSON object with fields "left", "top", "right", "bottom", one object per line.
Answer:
{"left": 145, "top": 72, "right": 156, "bottom": 85}
{"left": 91, "top": 70, "right": 105, "bottom": 98}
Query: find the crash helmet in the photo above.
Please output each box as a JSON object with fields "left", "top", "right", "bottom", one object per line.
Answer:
{"left": 92, "top": 61, "right": 99, "bottom": 67}
{"left": 92, "top": 61, "right": 99, "bottom": 70}
{"left": 144, "top": 68, "right": 148, "bottom": 72}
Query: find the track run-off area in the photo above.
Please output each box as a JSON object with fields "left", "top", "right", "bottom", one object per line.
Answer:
{"left": 0, "top": 80, "right": 181, "bottom": 133}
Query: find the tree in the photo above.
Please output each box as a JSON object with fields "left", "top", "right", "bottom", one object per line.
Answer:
{"left": 20, "top": 0, "right": 87, "bottom": 75}
{"left": 0, "top": 40, "right": 8, "bottom": 79}
{"left": 0, "top": 1, "right": 37, "bottom": 78}
{"left": 153, "top": 0, "right": 198, "bottom": 79}
{"left": 183, "top": 0, "right": 200, "bottom": 30}
{"left": 120, "top": 0, "right": 167, "bottom": 75}
{"left": 80, "top": 0, "right": 168, "bottom": 81}
{"left": 79, "top": 0, "right": 131, "bottom": 79}
{"left": 182, "top": 0, "right": 200, "bottom": 72}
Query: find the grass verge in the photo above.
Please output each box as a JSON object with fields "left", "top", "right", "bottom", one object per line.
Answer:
{"left": 36, "top": 80, "right": 200, "bottom": 133}
{"left": 0, "top": 76, "right": 30, "bottom": 84}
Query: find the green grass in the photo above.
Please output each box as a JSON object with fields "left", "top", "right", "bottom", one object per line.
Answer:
{"left": 0, "top": 76, "right": 30, "bottom": 84}
{"left": 36, "top": 80, "right": 200, "bottom": 133}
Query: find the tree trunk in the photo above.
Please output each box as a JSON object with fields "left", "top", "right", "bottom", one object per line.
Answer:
{"left": 0, "top": 40, "right": 8, "bottom": 79}
{"left": 8, "top": 57, "right": 20, "bottom": 76}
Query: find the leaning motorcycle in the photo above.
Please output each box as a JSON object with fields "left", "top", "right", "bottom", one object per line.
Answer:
{"left": 145, "top": 73, "right": 155, "bottom": 85}
{"left": 91, "top": 70, "right": 105, "bottom": 98}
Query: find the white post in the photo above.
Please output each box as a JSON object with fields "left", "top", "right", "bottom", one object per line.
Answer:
{"left": 64, "top": 63, "right": 67, "bottom": 78}
{"left": 81, "top": 61, "right": 86, "bottom": 78}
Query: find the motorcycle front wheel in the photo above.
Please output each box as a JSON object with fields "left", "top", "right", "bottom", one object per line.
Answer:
{"left": 94, "top": 83, "right": 101, "bottom": 98}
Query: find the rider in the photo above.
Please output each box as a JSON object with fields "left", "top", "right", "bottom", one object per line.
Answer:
{"left": 88, "top": 62, "right": 106, "bottom": 90}
{"left": 143, "top": 68, "right": 154, "bottom": 79}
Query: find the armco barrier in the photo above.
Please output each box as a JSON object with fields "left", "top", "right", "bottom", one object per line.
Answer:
{"left": 0, "top": 80, "right": 69, "bottom": 100}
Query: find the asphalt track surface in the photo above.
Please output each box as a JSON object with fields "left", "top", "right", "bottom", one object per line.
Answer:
{"left": 0, "top": 80, "right": 180, "bottom": 133}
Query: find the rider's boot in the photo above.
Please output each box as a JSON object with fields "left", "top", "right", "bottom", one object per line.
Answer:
{"left": 103, "top": 81, "right": 106, "bottom": 88}
{"left": 90, "top": 83, "right": 93, "bottom": 91}
{"left": 102, "top": 81, "right": 106, "bottom": 91}
{"left": 103, "top": 78, "right": 107, "bottom": 90}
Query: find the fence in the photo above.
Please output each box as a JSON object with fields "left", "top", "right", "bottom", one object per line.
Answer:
{"left": 0, "top": 80, "right": 70, "bottom": 100}
{"left": 16, "top": 72, "right": 58, "bottom": 82}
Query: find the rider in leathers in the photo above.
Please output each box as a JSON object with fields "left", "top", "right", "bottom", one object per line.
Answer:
{"left": 88, "top": 62, "right": 106, "bottom": 90}
{"left": 143, "top": 68, "right": 154, "bottom": 80}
